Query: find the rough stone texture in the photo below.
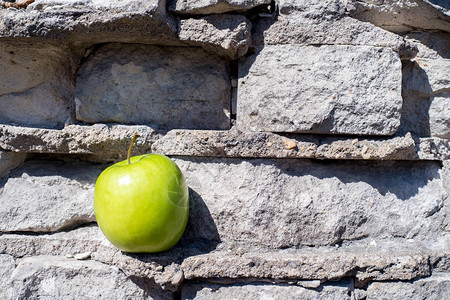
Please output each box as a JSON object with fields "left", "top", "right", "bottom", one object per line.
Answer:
{"left": 430, "top": 93, "right": 450, "bottom": 139}
{"left": 182, "top": 280, "right": 353, "bottom": 300}
{"left": 7, "top": 255, "right": 171, "bottom": 299}
{"left": 398, "top": 32, "right": 450, "bottom": 138}
{"left": 0, "top": 151, "right": 26, "bottom": 178}
{"left": 0, "top": 0, "right": 179, "bottom": 45}
{"left": 181, "top": 249, "right": 431, "bottom": 283}
{"left": 2, "top": 125, "right": 448, "bottom": 161}
{"left": 367, "top": 273, "right": 450, "bottom": 300}
{"left": 0, "top": 227, "right": 444, "bottom": 289}
{"left": 252, "top": 9, "right": 418, "bottom": 59}
{"left": 0, "top": 255, "right": 16, "bottom": 300}
{"left": 403, "top": 57, "right": 450, "bottom": 96}
{"left": 75, "top": 43, "right": 230, "bottom": 130}
{"left": 178, "top": 15, "right": 251, "bottom": 59}
{"left": 347, "top": 0, "right": 450, "bottom": 33}
{"left": 404, "top": 32, "right": 450, "bottom": 59}
{"left": 0, "top": 41, "right": 75, "bottom": 129}
{"left": 238, "top": 45, "right": 402, "bottom": 135}
{"left": 0, "top": 124, "right": 161, "bottom": 160}
{"left": 0, "top": 159, "right": 103, "bottom": 232}
{"left": 153, "top": 130, "right": 445, "bottom": 160}
{"left": 169, "top": 0, "right": 271, "bottom": 14}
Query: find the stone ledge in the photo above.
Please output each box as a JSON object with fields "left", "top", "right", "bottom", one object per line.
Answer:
{"left": 1, "top": 124, "right": 449, "bottom": 161}
{"left": 1, "top": 227, "right": 445, "bottom": 289}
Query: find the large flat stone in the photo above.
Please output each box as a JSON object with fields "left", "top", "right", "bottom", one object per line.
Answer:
{"left": 367, "top": 273, "right": 450, "bottom": 300}
{"left": 177, "top": 158, "right": 449, "bottom": 247}
{"left": 7, "top": 255, "right": 171, "bottom": 299}
{"left": 347, "top": 0, "right": 450, "bottom": 33}
{"left": 237, "top": 45, "right": 402, "bottom": 135}
{"left": 252, "top": 10, "right": 417, "bottom": 59}
{"left": 0, "top": 159, "right": 103, "bottom": 232}
{"left": 0, "top": 0, "right": 179, "bottom": 45}
{"left": 182, "top": 280, "right": 353, "bottom": 300}
{"left": 75, "top": 43, "right": 230, "bottom": 130}
{"left": 168, "top": 0, "right": 271, "bottom": 14}
{"left": 0, "top": 41, "right": 74, "bottom": 129}
{"left": 178, "top": 15, "right": 251, "bottom": 59}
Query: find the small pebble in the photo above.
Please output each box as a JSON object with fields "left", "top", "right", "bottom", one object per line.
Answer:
{"left": 74, "top": 252, "right": 91, "bottom": 260}
{"left": 65, "top": 254, "right": 74, "bottom": 259}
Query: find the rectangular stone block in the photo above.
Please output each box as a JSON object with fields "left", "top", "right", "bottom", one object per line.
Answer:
{"left": 237, "top": 45, "right": 402, "bottom": 135}
{"left": 181, "top": 281, "right": 353, "bottom": 300}
{"left": 0, "top": 41, "right": 74, "bottom": 129}
{"left": 367, "top": 273, "right": 450, "bottom": 300}
{"left": 75, "top": 43, "right": 230, "bottom": 130}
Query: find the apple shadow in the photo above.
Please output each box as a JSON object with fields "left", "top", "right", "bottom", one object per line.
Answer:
{"left": 178, "top": 188, "right": 221, "bottom": 254}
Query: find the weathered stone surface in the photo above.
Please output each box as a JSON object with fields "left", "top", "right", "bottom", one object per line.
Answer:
{"left": 0, "top": 0, "right": 179, "bottom": 45}
{"left": 174, "top": 158, "right": 449, "bottom": 247}
{"left": 75, "top": 43, "right": 230, "bottom": 130}
{"left": 169, "top": 0, "right": 271, "bottom": 14}
{"left": 7, "top": 255, "right": 171, "bottom": 299}
{"left": 403, "top": 57, "right": 450, "bottom": 96}
{"left": 182, "top": 280, "right": 353, "bottom": 300}
{"left": 0, "top": 151, "right": 26, "bottom": 178}
{"left": 182, "top": 249, "right": 431, "bottom": 283}
{"left": 2, "top": 125, "right": 449, "bottom": 160}
{"left": 430, "top": 93, "right": 450, "bottom": 139}
{"left": 0, "top": 124, "right": 160, "bottom": 160}
{"left": 178, "top": 15, "right": 251, "bottom": 59}
{"left": 418, "top": 137, "right": 450, "bottom": 160}
{"left": 347, "top": 0, "right": 450, "bottom": 33}
{"left": 278, "top": 0, "right": 346, "bottom": 17}
{"left": 0, "top": 41, "right": 74, "bottom": 129}
{"left": 0, "top": 159, "right": 103, "bottom": 232}
{"left": 0, "top": 255, "right": 16, "bottom": 300}
{"left": 238, "top": 45, "right": 402, "bottom": 135}
{"left": 153, "top": 130, "right": 425, "bottom": 160}
{"left": 404, "top": 32, "right": 450, "bottom": 59}
{"left": 367, "top": 273, "right": 450, "bottom": 300}
{"left": 252, "top": 10, "right": 417, "bottom": 59}
{"left": 0, "top": 227, "right": 441, "bottom": 287}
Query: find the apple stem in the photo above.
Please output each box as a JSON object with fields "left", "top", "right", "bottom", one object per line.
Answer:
{"left": 127, "top": 133, "right": 140, "bottom": 165}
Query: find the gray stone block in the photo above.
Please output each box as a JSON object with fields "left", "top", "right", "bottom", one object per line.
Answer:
{"left": 0, "top": 0, "right": 179, "bottom": 45}
{"left": 237, "top": 45, "right": 402, "bottom": 135}
{"left": 0, "top": 160, "right": 102, "bottom": 232}
{"left": 178, "top": 15, "right": 252, "bottom": 59}
{"left": 182, "top": 281, "right": 353, "bottom": 300}
{"left": 169, "top": 0, "right": 271, "bottom": 14}
{"left": 0, "top": 41, "right": 74, "bottom": 129}
{"left": 367, "top": 273, "right": 450, "bottom": 300}
{"left": 252, "top": 10, "right": 417, "bottom": 59}
{"left": 7, "top": 255, "right": 171, "bottom": 299}
{"left": 347, "top": 0, "right": 450, "bottom": 33}
{"left": 176, "top": 158, "right": 448, "bottom": 247}
{"left": 75, "top": 43, "right": 230, "bottom": 130}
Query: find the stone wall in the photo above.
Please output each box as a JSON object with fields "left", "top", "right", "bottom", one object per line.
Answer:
{"left": 0, "top": 0, "right": 449, "bottom": 299}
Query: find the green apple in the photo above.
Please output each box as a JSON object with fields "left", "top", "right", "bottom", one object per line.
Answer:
{"left": 94, "top": 134, "right": 189, "bottom": 253}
